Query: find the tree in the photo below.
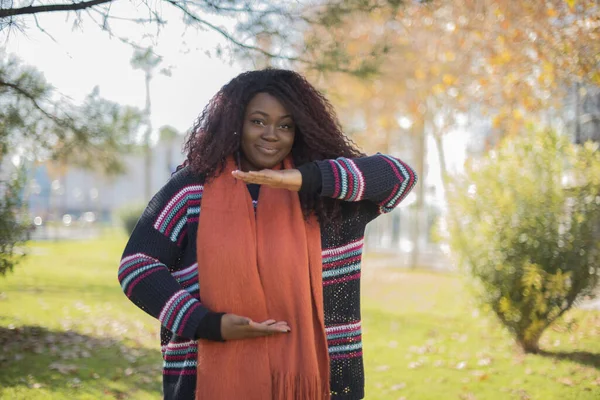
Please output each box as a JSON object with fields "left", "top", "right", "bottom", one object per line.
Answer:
{"left": 130, "top": 47, "right": 165, "bottom": 200}
{"left": 159, "top": 125, "right": 180, "bottom": 174}
{"left": 301, "top": 0, "right": 600, "bottom": 266}
{"left": 0, "top": 50, "right": 142, "bottom": 173}
{"left": 308, "top": 0, "right": 600, "bottom": 148}
{"left": 0, "top": 50, "right": 142, "bottom": 275}
{"left": 0, "top": 166, "right": 27, "bottom": 276}
{"left": 446, "top": 129, "right": 600, "bottom": 353}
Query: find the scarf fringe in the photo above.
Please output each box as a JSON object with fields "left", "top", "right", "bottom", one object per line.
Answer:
{"left": 271, "top": 372, "right": 330, "bottom": 400}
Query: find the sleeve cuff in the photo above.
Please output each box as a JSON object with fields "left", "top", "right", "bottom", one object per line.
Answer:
{"left": 314, "top": 160, "right": 337, "bottom": 198}
{"left": 297, "top": 162, "right": 323, "bottom": 195}
{"left": 194, "top": 311, "right": 226, "bottom": 342}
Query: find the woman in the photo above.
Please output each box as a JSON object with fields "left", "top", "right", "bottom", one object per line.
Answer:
{"left": 119, "top": 68, "right": 417, "bottom": 400}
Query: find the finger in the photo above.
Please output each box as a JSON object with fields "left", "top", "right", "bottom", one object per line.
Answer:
{"left": 231, "top": 170, "right": 253, "bottom": 182}
{"left": 246, "top": 327, "right": 289, "bottom": 338}
{"left": 248, "top": 320, "right": 271, "bottom": 331}
{"left": 270, "top": 324, "right": 291, "bottom": 333}
{"left": 248, "top": 171, "right": 276, "bottom": 184}
{"left": 256, "top": 170, "right": 283, "bottom": 183}
{"left": 261, "top": 322, "right": 291, "bottom": 333}
{"left": 248, "top": 320, "right": 290, "bottom": 333}
{"left": 269, "top": 321, "right": 290, "bottom": 329}
{"left": 272, "top": 323, "right": 291, "bottom": 332}
{"left": 233, "top": 171, "right": 270, "bottom": 185}
{"left": 260, "top": 319, "right": 277, "bottom": 325}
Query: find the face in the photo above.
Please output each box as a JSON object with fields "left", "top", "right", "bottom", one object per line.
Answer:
{"left": 240, "top": 92, "right": 295, "bottom": 171}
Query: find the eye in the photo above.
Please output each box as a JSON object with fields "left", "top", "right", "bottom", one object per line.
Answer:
{"left": 279, "top": 123, "right": 294, "bottom": 130}
{"left": 252, "top": 119, "right": 265, "bottom": 126}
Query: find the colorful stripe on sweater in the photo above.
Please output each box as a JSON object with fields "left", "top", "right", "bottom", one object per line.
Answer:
{"left": 172, "top": 263, "right": 199, "bottom": 297}
{"left": 322, "top": 238, "right": 363, "bottom": 286}
{"left": 328, "top": 158, "right": 365, "bottom": 201}
{"left": 154, "top": 185, "right": 203, "bottom": 242}
{"left": 162, "top": 339, "right": 198, "bottom": 376}
{"left": 118, "top": 253, "right": 166, "bottom": 296}
{"left": 326, "top": 321, "right": 363, "bottom": 360}
{"left": 378, "top": 155, "right": 417, "bottom": 214}
{"left": 159, "top": 290, "right": 202, "bottom": 337}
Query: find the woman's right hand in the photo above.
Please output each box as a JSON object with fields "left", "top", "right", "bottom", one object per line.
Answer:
{"left": 220, "top": 313, "right": 291, "bottom": 340}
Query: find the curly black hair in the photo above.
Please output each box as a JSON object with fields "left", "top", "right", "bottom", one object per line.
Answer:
{"left": 183, "top": 68, "right": 364, "bottom": 224}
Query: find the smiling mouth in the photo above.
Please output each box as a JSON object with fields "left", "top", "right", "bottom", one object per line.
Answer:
{"left": 256, "top": 145, "right": 279, "bottom": 156}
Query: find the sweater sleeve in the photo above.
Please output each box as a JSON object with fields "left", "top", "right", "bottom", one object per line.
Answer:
{"left": 312, "top": 153, "right": 418, "bottom": 214}
{"left": 118, "top": 168, "right": 211, "bottom": 340}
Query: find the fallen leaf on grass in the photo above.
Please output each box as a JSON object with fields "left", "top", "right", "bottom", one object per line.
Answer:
{"left": 472, "top": 370, "right": 489, "bottom": 381}
{"left": 477, "top": 357, "right": 492, "bottom": 366}
{"left": 513, "top": 389, "right": 531, "bottom": 400}
{"left": 49, "top": 362, "right": 78, "bottom": 374}
{"left": 557, "top": 377, "right": 574, "bottom": 386}
{"left": 408, "top": 361, "right": 423, "bottom": 369}
{"left": 68, "top": 377, "right": 81, "bottom": 388}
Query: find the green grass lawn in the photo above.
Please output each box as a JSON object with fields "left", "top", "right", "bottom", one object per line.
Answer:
{"left": 0, "top": 233, "right": 599, "bottom": 399}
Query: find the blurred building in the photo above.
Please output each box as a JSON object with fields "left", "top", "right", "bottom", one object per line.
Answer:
{"left": 360, "top": 131, "right": 451, "bottom": 270}
{"left": 26, "top": 137, "right": 186, "bottom": 226}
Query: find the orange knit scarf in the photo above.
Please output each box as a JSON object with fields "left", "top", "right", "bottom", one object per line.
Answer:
{"left": 195, "top": 156, "right": 330, "bottom": 400}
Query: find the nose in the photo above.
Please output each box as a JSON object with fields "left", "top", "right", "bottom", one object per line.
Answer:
{"left": 262, "top": 124, "right": 277, "bottom": 141}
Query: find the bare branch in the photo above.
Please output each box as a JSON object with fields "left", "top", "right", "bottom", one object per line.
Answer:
{"left": 33, "top": 13, "right": 58, "bottom": 43}
{"left": 164, "top": 0, "right": 306, "bottom": 63}
{"left": 198, "top": 0, "right": 299, "bottom": 18}
{"left": 91, "top": 9, "right": 165, "bottom": 25}
{"left": 0, "top": 79, "right": 70, "bottom": 127}
{"left": 0, "top": 0, "right": 113, "bottom": 19}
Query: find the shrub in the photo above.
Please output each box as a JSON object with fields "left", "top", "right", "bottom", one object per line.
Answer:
{"left": 0, "top": 169, "right": 28, "bottom": 277}
{"left": 117, "top": 203, "right": 146, "bottom": 236}
{"left": 447, "top": 129, "right": 600, "bottom": 352}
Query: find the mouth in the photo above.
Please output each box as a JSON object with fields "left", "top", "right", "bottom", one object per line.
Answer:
{"left": 256, "top": 145, "right": 280, "bottom": 156}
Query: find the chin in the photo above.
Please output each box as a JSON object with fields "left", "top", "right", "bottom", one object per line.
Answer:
{"left": 253, "top": 155, "right": 287, "bottom": 169}
{"left": 258, "top": 159, "right": 282, "bottom": 169}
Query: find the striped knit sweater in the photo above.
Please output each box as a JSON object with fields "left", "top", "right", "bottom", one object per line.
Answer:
{"left": 119, "top": 154, "right": 417, "bottom": 400}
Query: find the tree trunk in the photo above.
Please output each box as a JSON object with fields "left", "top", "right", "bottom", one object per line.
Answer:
{"left": 410, "top": 115, "right": 427, "bottom": 269}
{"left": 144, "top": 73, "right": 153, "bottom": 201}
{"left": 516, "top": 333, "right": 541, "bottom": 354}
{"left": 574, "top": 81, "right": 582, "bottom": 144}
{"left": 433, "top": 133, "right": 449, "bottom": 192}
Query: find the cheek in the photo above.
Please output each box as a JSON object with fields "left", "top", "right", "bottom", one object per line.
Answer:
{"left": 241, "top": 124, "right": 258, "bottom": 146}
{"left": 283, "top": 132, "right": 296, "bottom": 150}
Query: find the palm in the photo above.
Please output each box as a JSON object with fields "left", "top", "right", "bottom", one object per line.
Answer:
{"left": 232, "top": 169, "right": 302, "bottom": 191}
{"left": 221, "top": 314, "right": 290, "bottom": 340}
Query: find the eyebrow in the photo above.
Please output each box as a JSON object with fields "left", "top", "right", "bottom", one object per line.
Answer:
{"left": 249, "top": 110, "right": 293, "bottom": 119}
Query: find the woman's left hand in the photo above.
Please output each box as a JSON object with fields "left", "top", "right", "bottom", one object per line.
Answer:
{"left": 232, "top": 169, "right": 302, "bottom": 192}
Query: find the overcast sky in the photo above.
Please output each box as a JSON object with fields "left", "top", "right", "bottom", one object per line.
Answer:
{"left": 4, "top": 2, "right": 244, "bottom": 140}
